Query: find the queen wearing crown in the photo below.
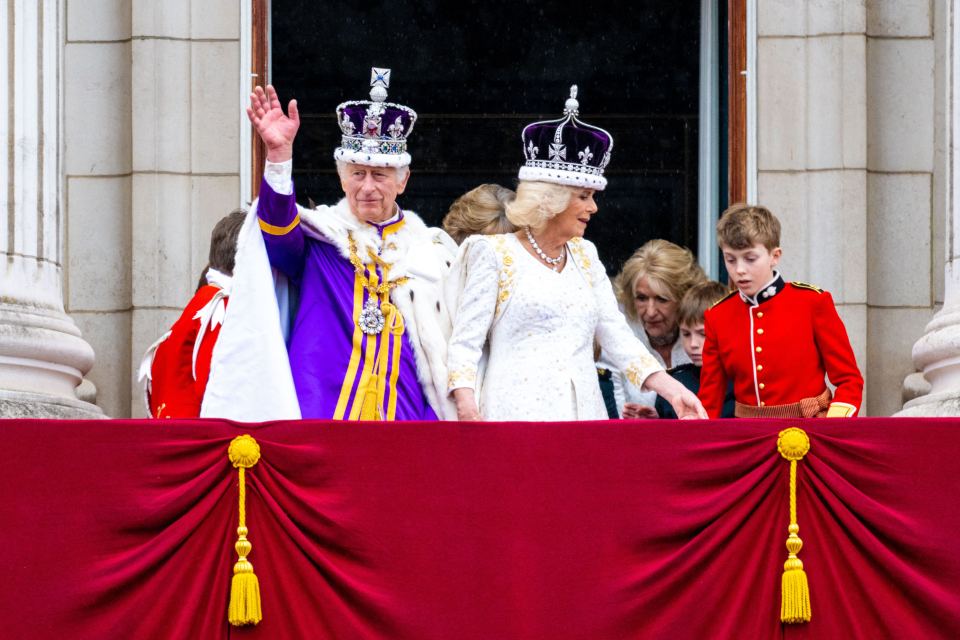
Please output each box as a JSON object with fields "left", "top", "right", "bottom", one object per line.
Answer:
{"left": 445, "top": 87, "right": 707, "bottom": 421}
{"left": 200, "top": 69, "right": 456, "bottom": 421}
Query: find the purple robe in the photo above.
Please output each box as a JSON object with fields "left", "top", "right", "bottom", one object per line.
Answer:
{"left": 258, "top": 179, "right": 437, "bottom": 420}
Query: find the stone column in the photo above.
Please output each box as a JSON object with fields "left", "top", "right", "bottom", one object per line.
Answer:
{"left": 900, "top": 0, "right": 960, "bottom": 416}
{"left": 0, "top": 0, "right": 101, "bottom": 417}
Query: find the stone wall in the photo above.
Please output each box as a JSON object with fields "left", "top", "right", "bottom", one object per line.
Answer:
{"left": 63, "top": 0, "right": 242, "bottom": 417}
{"left": 757, "top": 0, "right": 942, "bottom": 415}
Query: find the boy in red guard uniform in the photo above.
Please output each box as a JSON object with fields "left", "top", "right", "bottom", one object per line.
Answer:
{"left": 138, "top": 209, "right": 246, "bottom": 418}
{"left": 699, "top": 204, "right": 863, "bottom": 419}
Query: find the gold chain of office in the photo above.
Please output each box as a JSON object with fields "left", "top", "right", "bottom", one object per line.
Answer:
{"left": 347, "top": 234, "right": 409, "bottom": 296}
{"left": 347, "top": 233, "right": 408, "bottom": 336}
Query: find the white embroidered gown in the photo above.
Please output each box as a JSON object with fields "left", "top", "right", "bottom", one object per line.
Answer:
{"left": 446, "top": 234, "right": 663, "bottom": 421}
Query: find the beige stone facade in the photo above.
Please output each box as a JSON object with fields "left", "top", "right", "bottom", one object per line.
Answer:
{"left": 2, "top": 0, "right": 951, "bottom": 417}
{"left": 62, "top": 1, "right": 242, "bottom": 417}
{"left": 757, "top": 0, "right": 944, "bottom": 416}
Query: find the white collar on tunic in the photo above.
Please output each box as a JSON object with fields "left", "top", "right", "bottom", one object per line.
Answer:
{"left": 205, "top": 267, "right": 232, "bottom": 293}
{"left": 738, "top": 270, "right": 783, "bottom": 306}
{"left": 368, "top": 206, "right": 402, "bottom": 227}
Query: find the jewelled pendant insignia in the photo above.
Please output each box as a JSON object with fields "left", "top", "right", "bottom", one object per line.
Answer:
{"left": 358, "top": 297, "right": 386, "bottom": 335}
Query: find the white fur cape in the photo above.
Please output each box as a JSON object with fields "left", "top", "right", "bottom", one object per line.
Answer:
{"left": 201, "top": 198, "right": 457, "bottom": 421}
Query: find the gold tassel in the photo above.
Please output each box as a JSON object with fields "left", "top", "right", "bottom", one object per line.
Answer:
{"left": 360, "top": 385, "right": 382, "bottom": 420}
{"left": 777, "top": 427, "right": 811, "bottom": 624}
{"left": 228, "top": 435, "right": 263, "bottom": 626}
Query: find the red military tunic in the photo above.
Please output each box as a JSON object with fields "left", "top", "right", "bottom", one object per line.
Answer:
{"left": 699, "top": 275, "right": 863, "bottom": 419}
{"left": 147, "top": 285, "right": 226, "bottom": 419}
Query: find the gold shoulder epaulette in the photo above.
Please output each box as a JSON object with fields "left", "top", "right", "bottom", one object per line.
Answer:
{"left": 789, "top": 281, "right": 823, "bottom": 294}
{"left": 711, "top": 289, "right": 738, "bottom": 307}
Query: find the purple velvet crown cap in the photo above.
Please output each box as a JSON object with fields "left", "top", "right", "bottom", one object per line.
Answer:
{"left": 334, "top": 68, "right": 418, "bottom": 168}
{"left": 518, "top": 85, "right": 613, "bottom": 190}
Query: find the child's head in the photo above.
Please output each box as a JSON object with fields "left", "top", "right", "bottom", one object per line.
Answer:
{"left": 197, "top": 209, "right": 246, "bottom": 292}
{"left": 716, "top": 203, "right": 782, "bottom": 298}
{"left": 208, "top": 208, "right": 247, "bottom": 276}
{"left": 678, "top": 280, "right": 729, "bottom": 366}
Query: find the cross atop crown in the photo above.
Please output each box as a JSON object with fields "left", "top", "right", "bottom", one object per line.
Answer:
{"left": 370, "top": 67, "right": 391, "bottom": 102}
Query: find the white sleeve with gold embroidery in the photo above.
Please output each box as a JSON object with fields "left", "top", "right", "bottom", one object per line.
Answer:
{"left": 446, "top": 238, "right": 499, "bottom": 393}
{"left": 585, "top": 242, "right": 664, "bottom": 391}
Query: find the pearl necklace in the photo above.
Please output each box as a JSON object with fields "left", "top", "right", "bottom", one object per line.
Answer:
{"left": 524, "top": 226, "right": 565, "bottom": 271}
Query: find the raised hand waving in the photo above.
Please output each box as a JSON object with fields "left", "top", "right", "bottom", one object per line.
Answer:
{"left": 246, "top": 84, "right": 300, "bottom": 163}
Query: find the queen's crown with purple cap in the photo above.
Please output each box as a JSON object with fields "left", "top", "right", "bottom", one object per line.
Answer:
{"left": 518, "top": 86, "right": 613, "bottom": 190}
{"left": 334, "top": 67, "right": 417, "bottom": 168}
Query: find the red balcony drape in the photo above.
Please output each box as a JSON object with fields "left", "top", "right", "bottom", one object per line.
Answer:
{"left": 2, "top": 418, "right": 958, "bottom": 639}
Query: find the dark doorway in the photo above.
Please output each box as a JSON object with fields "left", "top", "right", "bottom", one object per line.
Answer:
{"left": 271, "top": 0, "right": 702, "bottom": 275}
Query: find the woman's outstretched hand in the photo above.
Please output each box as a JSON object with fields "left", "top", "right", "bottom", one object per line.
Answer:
{"left": 642, "top": 371, "right": 708, "bottom": 419}
{"left": 667, "top": 387, "right": 709, "bottom": 420}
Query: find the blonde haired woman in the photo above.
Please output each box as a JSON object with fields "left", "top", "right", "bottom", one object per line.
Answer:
{"left": 444, "top": 87, "right": 706, "bottom": 422}
{"left": 442, "top": 184, "right": 516, "bottom": 244}
{"left": 610, "top": 239, "right": 707, "bottom": 418}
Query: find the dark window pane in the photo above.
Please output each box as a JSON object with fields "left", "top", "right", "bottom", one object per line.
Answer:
{"left": 272, "top": 0, "right": 701, "bottom": 274}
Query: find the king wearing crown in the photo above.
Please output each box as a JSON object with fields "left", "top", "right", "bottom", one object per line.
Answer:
{"left": 201, "top": 69, "right": 455, "bottom": 421}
